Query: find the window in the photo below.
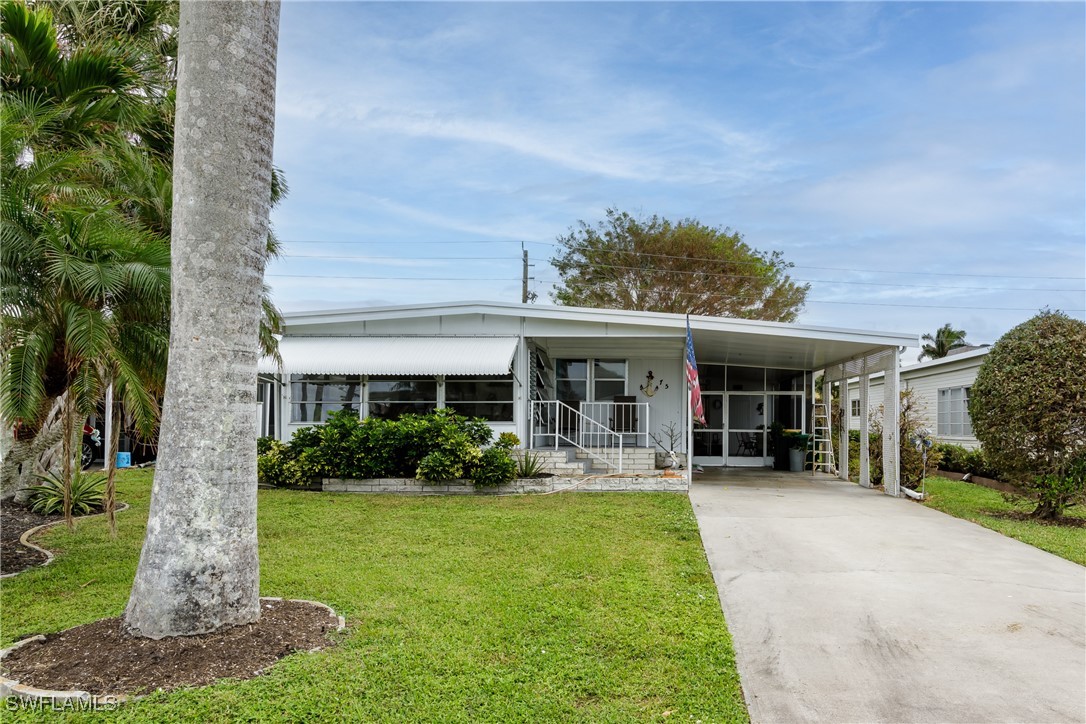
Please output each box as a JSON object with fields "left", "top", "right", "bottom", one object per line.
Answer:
{"left": 290, "top": 375, "right": 361, "bottom": 423}
{"left": 445, "top": 376, "right": 514, "bottom": 421}
{"left": 555, "top": 359, "right": 588, "bottom": 402}
{"left": 851, "top": 399, "right": 861, "bottom": 417}
{"left": 368, "top": 377, "right": 438, "bottom": 420}
{"left": 555, "top": 358, "right": 627, "bottom": 402}
{"left": 938, "top": 386, "right": 972, "bottom": 437}
{"left": 593, "top": 359, "right": 626, "bottom": 401}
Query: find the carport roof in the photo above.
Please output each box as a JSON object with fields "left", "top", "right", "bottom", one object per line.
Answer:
{"left": 276, "top": 301, "right": 918, "bottom": 371}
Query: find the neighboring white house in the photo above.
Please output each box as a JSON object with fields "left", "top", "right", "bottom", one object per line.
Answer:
{"left": 846, "top": 346, "right": 989, "bottom": 449}
{"left": 257, "top": 301, "right": 917, "bottom": 492}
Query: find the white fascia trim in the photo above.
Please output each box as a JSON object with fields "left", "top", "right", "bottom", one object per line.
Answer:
{"left": 281, "top": 300, "right": 918, "bottom": 349}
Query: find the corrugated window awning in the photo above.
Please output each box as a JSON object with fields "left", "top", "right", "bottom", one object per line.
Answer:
{"left": 258, "top": 336, "right": 518, "bottom": 376}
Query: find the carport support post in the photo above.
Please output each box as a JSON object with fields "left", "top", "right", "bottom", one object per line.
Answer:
{"left": 838, "top": 381, "right": 849, "bottom": 482}
{"left": 858, "top": 370, "right": 871, "bottom": 488}
{"left": 882, "top": 348, "right": 901, "bottom": 496}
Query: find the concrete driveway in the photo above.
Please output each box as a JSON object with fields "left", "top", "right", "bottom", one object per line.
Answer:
{"left": 690, "top": 471, "right": 1086, "bottom": 723}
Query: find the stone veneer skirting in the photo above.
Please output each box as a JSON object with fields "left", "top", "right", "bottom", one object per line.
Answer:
{"left": 323, "top": 475, "right": 689, "bottom": 494}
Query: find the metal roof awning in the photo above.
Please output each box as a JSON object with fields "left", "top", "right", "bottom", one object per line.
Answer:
{"left": 258, "top": 336, "right": 518, "bottom": 376}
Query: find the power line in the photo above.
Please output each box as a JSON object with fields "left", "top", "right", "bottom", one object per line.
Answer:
{"left": 275, "top": 239, "right": 1084, "bottom": 281}
{"left": 279, "top": 238, "right": 553, "bottom": 245}
{"left": 264, "top": 274, "right": 1083, "bottom": 312}
{"left": 274, "top": 255, "right": 1083, "bottom": 292}
{"left": 268, "top": 274, "right": 520, "bottom": 282}
{"left": 281, "top": 254, "right": 506, "bottom": 262}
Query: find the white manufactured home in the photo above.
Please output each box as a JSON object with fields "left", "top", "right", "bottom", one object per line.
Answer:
{"left": 846, "top": 347, "right": 989, "bottom": 449}
{"left": 258, "top": 301, "right": 917, "bottom": 493}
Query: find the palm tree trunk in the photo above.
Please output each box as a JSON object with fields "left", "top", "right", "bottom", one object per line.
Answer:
{"left": 125, "top": 0, "right": 281, "bottom": 639}
{"left": 105, "top": 392, "right": 121, "bottom": 538}
{"left": 62, "top": 387, "right": 75, "bottom": 530}
{"left": 2, "top": 395, "right": 66, "bottom": 502}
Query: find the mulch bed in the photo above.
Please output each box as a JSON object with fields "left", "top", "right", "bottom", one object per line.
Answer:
{"left": 2, "top": 599, "right": 340, "bottom": 696}
{"left": 0, "top": 503, "right": 60, "bottom": 575}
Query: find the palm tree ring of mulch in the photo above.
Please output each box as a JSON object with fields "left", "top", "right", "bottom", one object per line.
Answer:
{"left": 0, "top": 599, "right": 344, "bottom": 700}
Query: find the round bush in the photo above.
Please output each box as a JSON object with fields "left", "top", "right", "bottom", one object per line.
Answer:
{"left": 970, "top": 310, "right": 1086, "bottom": 517}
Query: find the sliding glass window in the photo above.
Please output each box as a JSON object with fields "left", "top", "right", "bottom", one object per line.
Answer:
{"left": 290, "top": 375, "right": 362, "bottom": 423}
{"left": 368, "top": 378, "right": 438, "bottom": 420}
{"left": 445, "top": 376, "right": 514, "bottom": 421}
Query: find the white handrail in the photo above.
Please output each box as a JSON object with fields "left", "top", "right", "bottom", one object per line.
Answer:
{"left": 530, "top": 400, "right": 625, "bottom": 472}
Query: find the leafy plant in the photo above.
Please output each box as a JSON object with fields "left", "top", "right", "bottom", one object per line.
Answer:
{"left": 470, "top": 447, "right": 518, "bottom": 487}
{"left": 256, "top": 439, "right": 319, "bottom": 488}
{"left": 260, "top": 409, "right": 506, "bottom": 484}
{"left": 26, "top": 468, "right": 105, "bottom": 516}
{"left": 516, "top": 450, "right": 548, "bottom": 479}
{"left": 843, "top": 389, "right": 942, "bottom": 488}
{"left": 416, "top": 451, "right": 463, "bottom": 482}
{"left": 970, "top": 310, "right": 1086, "bottom": 519}
{"left": 256, "top": 436, "right": 278, "bottom": 456}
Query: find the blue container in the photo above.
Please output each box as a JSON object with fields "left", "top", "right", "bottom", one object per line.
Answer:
{"left": 115, "top": 452, "right": 132, "bottom": 469}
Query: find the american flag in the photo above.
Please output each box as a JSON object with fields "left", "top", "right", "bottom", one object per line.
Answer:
{"left": 686, "top": 318, "right": 706, "bottom": 426}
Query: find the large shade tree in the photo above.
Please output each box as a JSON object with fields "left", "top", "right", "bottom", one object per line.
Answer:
{"left": 969, "top": 310, "right": 1086, "bottom": 519}
{"left": 918, "top": 323, "right": 968, "bottom": 361}
{"left": 550, "top": 209, "right": 809, "bottom": 321}
{"left": 125, "top": 0, "right": 281, "bottom": 638}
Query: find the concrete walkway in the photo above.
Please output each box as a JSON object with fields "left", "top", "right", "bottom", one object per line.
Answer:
{"left": 690, "top": 470, "right": 1086, "bottom": 724}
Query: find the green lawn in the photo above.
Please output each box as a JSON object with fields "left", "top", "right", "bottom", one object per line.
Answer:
{"left": 921, "top": 476, "right": 1086, "bottom": 566}
{"left": 1, "top": 470, "right": 747, "bottom": 723}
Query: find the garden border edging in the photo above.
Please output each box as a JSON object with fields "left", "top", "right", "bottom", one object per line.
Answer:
{"left": 1, "top": 503, "right": 131, "bottom": 580}
{"left": 322, "top": 475, "right": 690, "bottom": 494}
{"left": 0, "top": 598, "right": 347, "bottom": 706}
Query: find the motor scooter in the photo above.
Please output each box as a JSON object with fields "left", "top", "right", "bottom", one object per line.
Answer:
{"left": 82, "top": 423, "right": 102, "bottom": 469}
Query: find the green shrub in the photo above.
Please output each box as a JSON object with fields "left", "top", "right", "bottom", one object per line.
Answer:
{"left": 935, "top": 443, "right": 971, "bottom": 473}
{"left": 471, "top": 446, "right": 518, "bottom": 487}
{"left": 256, "top": 436, "right": 277, "bottom": 456}
{"left": 25, "top": 469, "right": 105, "bottom": 515}
{"left": 842, "top": 389, "right": 940, "bottom": 488}
{"left": 495, "top": 432, "right": 520, "bottom": 450}
{"left": 257, "top": 439, "right": 318, "bottom": 488}
{"left": 970, "top": 311, "right": 1086, "bottom": 518}
{"left": 259, "top": 409, "right": 501, "bottom": 484}
{"left": 416, "top": 451, "right": 463, "bottom": 482}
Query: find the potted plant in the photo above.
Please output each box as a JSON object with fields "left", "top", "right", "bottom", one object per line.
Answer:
{"left": 786, "top": 432, "right": 808, "bottom": 472}
{"left": 770, "top": 421, "right": 788, "bottom": 471}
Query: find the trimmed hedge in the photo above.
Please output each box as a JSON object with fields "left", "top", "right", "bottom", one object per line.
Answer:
{"left": 257, "top": 409, "right": 519, "bottom": 488}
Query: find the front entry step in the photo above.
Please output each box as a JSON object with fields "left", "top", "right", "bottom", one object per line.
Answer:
{"left": 515, "top": 448, "right": 658, "bottom": 475}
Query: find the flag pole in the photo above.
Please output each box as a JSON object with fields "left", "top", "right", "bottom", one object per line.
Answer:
{"left": 686, "top": 358, "right": 693, "bottom": 487}
{"left": 686, "top": 314, "right": 694, "bottom": 487}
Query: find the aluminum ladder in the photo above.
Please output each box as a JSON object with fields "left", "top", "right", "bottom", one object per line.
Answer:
{"left": 807, "top": 402, "right": 838, "bottom": 475}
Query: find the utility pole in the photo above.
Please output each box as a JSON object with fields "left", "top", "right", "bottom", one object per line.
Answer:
{"left": 521, "top": 246, "right": 529, "bottom": 304}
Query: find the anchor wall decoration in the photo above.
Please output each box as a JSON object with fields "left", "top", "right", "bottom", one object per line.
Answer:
{"left": 639, "top": 370, "right": 668, "bottom": 397}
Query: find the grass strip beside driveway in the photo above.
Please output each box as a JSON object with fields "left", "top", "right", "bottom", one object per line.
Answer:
{"left": 921, "top": 476, "right": 1086, "bottom": 565}
{"left": 1, "top": 470, "right": 747, "bottom": 722}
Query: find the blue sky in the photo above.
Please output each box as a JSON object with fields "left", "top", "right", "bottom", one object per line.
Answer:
{"left": 268, "top": 1, "right": 1085, "bottom": 346}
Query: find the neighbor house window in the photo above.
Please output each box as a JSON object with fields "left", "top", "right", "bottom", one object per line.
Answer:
{"left": 445, "top": 375, "right": 514, "bottom": 422}
{"left": 290, "top": 375, "right": 361, "bottom": 423}
{"left": 851, "top": 399, "right": 861, "bottom": 417}
{"left": 938, "top": 386, "right": 972, "bottom": 437}
{"left": 367, "top": 377, "right": 438, "bottom": 419}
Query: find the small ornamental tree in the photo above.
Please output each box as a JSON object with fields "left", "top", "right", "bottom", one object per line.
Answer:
{"left": 970, "top": 311, "right": 1086, "bottom": 519}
